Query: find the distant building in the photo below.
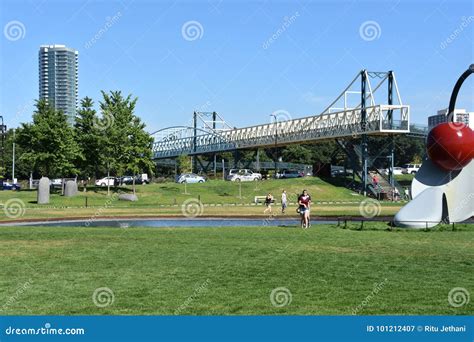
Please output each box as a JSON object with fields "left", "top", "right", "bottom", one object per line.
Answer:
{"left": 428, "top": 108, "right": 473, "bottom": 131}
{"left": 39, "top": 44, "right": 78, "bottom": 124}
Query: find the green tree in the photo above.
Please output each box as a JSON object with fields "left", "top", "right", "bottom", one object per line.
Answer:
{"left": 177, "top": 154, "right": 192, "bottom": 174}
{"left": 123, "top": 115, "right": 155, "bottom": 193}
{"left": 366, "top": 135, "right": 425, "bottom": 167}
{"left": 99, "top": 91, "right": 154, "bottom": 194}
{"left": 281, "top": 145, "right": 313, "bottom": 164}
{"left": 16, "top": 100, "right": 80, "bottom": 178}
{"left": 74, "top": 97, "right": 102, "bottom": 178}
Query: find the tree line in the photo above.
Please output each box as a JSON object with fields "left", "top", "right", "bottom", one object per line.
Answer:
{"left": 2, "top": 91, "right": 425, "bottom": 181}
{"left": 2, "top": 91, "right": 154, "bottom": 180}
{"left": 173, "top": 135, "right": 424, "bottom": 176}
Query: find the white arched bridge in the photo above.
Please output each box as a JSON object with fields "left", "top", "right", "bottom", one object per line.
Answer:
{"left": 151, "top": 70, "right": 411, "bottom": 159}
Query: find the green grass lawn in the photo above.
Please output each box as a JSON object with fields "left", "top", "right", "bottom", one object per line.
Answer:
{"left": 0, "top": 223, "right": 472, "bottom": 315}
{"left": 2, "top": 178, "right": 363, "bottom": 207}
{"left": 1, "top": 178, "right": 405, "bottom": 221}
{"left": 395, "top": 174, "right": 415, "bottom": 187}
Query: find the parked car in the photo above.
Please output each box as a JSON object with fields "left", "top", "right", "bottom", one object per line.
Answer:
{"left": 120, "top": 175, "right": 150, "bottom": 185}
{"left": 278, "top": 170, "right": 303, "bottom": 179}
{"left": 51, "top": 178, "right": 63, "bottom": 186}
{"left": 392, "top": 167, "right": 405, "bottom": 175}
{"left": 380, "top": 167, "right": 404, "bottom": 176}
{"left": 1, "top": 181, "right": 21, "bottom": 190}
{"left": 228, "top": 170, "right": 261, "bottom": 182}
{"left": 402, "top": 163, "right": 421, "bottom": 174}
{"left": 176, "top": 173, "right": 206, "bottom": 184}
{"left": 226, "top": 169, "right": 262, "bottom": 181}
{"left": 119, "top": 176, "right": 134, "bottom": 185}
{"left": 95, "top": 176, "right": 116, "bottom": 187}
{"left": 331, "top": 169, "right": 348, "bottom": 177}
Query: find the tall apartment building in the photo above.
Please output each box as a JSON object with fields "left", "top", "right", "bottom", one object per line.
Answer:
{"left": 39, "top": 44, "right": 78, "bottom": 124}
{"left": 428, "top": 108, "right": 473, "bottom": 131}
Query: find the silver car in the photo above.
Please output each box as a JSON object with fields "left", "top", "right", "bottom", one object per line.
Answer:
{"left": 176, "top": 173, "right": 206, "bottom": 184}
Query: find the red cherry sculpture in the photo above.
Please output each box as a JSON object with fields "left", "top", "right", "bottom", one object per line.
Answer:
{"left": 427, "top": 122, "right": 474, "bottom": 171}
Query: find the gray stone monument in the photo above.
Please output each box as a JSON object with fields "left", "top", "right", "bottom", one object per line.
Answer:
{"left": 64, "top": 180, "right": 78, "bottom": 197}
{"left": 118, "top": 193, "right": 138, "bottom": 202}
{"left": 37, "top": 177, "right": 50, "bottom": 204}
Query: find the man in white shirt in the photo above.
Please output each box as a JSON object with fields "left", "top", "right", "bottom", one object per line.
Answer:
{"left": 281, "top": 190, "right": 287, "bottom": 214}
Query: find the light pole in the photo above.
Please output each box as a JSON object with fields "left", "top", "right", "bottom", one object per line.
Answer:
{"left": 270, "top": 114, "right": 278, "bottom": 177}
{"left": 0, "top": 116, "right": 5, "bottom": 189}
{"left": 12, "top": 128, "right": 15, "bottom": 182}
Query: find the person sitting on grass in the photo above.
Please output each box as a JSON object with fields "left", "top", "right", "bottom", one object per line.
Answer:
{"left": 263, "top": 193, "right": 273, "bottom": 215}
{"left": 298, "top": 189, "right": 312, "bottom": 229}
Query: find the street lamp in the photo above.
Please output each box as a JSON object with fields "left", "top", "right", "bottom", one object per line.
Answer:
{"left": 12, "top": 128, "right": 15, "bottom": 183}
{"left": 0, "top": 116, "right": 6, "bottom": 189}
{"left": 270, "top": 114, "right": 278, "bottom": 177}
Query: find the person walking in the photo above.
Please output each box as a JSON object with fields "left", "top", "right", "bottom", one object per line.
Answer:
{"left": 393, "top": 187, "right": 400, "bottom": 201}
{"left": 298, "top": 189, "right": 312, "bottom": 229}
{"left": 281, "top": 190, "right": 287, "bottom": 214}
{"left": 263, "top": 193, "right": 273, "bottom": 215}
{"left": 372, "top": 175, "right": 379, "bottom": 188}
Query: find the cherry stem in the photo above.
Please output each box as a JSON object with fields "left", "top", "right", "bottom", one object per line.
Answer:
{"left": 448, "top": 64, "right": 474, "bottom": 123}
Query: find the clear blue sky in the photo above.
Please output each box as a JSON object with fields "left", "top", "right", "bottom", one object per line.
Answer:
{"left": 1, "top": 0, "right": 473, "bottom": 133}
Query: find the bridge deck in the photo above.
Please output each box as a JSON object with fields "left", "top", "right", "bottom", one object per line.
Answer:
{"left": 153, "top": 104, "right": 410, "bottom": 159}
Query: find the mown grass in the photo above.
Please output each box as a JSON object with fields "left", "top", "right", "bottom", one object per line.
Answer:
{"left": 0, "top": 203, "right": 404, "bottom": 222}
{"left": 0, "top": 223, "right": 472, "bottom": 315}
{"left": 1, "top": 178, "right": 362, "bottom": 207}
{"left": 395, "top": 174, "right": 415, "bottom": 187}
{"left": 1, "top": 178, "right": 405, "bottom": 221}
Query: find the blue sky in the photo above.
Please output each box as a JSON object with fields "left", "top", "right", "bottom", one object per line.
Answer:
{"left": 1, "top": 0, "right": 473, "bottom": 133}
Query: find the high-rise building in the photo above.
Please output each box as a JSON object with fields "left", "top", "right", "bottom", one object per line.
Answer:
{"left": 39, "top": 44, "right": 78, "bottom": 124}
{"left": 428, "top": 108, "right": 473, "bottom": 131}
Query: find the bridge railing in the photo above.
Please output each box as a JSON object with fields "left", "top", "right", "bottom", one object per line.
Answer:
{"left": 153, "top": 104, "right": 410, "bottom": 158}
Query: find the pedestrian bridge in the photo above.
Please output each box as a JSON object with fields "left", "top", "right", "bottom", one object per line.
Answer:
{"left": 152, "top": 70, "right": 410, "bottom": 159}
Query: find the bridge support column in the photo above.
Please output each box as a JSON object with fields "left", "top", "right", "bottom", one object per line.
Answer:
{"left": 256, "top": 149, "right": 260, "bottom": 171}
{"left": 192, "top": 111, "right": 197, "bottom": 173}
{"left": 361, "top": 70, "right": 368, "bottom": 196}
{"left": 232, "top": 150, "right": 241, "bottom": 169}
{"left": 213, "top": 154, "right": 217, "bottom": 178}
{"left": 388, "top": 71, "right": 395, "bottom": 187}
